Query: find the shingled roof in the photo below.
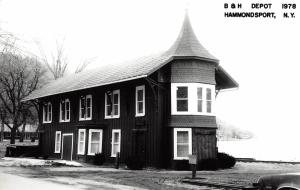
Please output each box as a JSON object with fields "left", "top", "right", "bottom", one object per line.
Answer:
{"left": 23, "top": 13, "right": 237, "bottom": 101}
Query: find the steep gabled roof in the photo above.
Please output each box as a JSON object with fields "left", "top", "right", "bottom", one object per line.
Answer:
{"left": 23, "top": 13, "right": 237, "bottom": 101}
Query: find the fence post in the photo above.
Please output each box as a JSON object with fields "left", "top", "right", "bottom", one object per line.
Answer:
{"left": 188, "top": 154, "right": 197, "bottom": 179}
{"left": 115, "top": 152, "right": 120, "bottom": 169}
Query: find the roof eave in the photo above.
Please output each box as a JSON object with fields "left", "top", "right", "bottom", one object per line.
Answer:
{"left": 215, "top": 65, "right": 239, "bottom": 90}
{"left": 22, "top": 74, "right": 148, "bottom": 102}
{"left": 147, "top": 55, "right": 219, "bottom": 76}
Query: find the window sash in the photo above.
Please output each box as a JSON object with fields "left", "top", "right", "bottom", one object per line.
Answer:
{"left": 54, "top": 131, "right": 61, "bottom": 153}
{"left": 176, "top": 86, "right": 188, "bottom": 112}
{"left": 197, "top": 87, "right": 203, "bottom": 113}
{"left": 66, "top": 101, "right": 70, "bottom": 120}
{"left": 77, "top": 129, "right": 86, "bottom": 155}
{"left": 60, "top": 99, "right": 70, "bottom": 122}
{"left": 105, "top": 90, "right": 120, "bottom": 118}
{"left": 43, "top": 102, "right": 52, "bottom": 123}
{"left": 174, "top": 128, "right": 192, "bottom": 160}
{"left": 206, "top": 88, "right": 212, "bottom": 113}
{"left": 48, "top": 103, "right": 52, "bottom": 121}
{"left": 111, "top": 129, "right": 121, "bottom": 157}
{"left": 88, "top": 129, "right": 102, "bottom": 155}
{"left": 171, "top": 83, "right": 215, "bottom": 115}
{"left": 135, "top": 85, "right": 145, "bottom": 116}
{"left": 79, "top": 95, "right": 92, "bottom": 120}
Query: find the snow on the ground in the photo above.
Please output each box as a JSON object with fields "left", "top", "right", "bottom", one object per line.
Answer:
{"left": 0, "top": 157, "right": 82, "bottom": 167}
{"left": 48, "top": 176, "right": 146, "bottom": 190}
{"left": 0, "top": 173, "right": 75, "bottom": 190}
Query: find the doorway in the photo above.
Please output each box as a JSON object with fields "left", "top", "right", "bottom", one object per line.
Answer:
{"left": 134, "top": 131, "right": 146, "bottom": 164}
{"left": 61, "top": 133, "right": 73, "bottom": 161}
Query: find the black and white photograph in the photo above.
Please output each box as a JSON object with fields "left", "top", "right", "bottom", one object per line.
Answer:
{"left": 0, "top": 0, "right": 299, "bottom": 189}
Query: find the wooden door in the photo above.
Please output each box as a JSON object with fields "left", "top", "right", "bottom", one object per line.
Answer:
{"left": 62, "top": 134, "right": 73, "bottom": 161}
{"left": 135, "top": 131, "right": 146, "bottom": 164}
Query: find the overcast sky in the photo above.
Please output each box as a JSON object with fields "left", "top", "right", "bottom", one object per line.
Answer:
{"left": 1, "top": 0, "right": 300, "bottom": 158}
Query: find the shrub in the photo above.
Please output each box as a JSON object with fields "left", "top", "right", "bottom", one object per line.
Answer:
{"left": 217, "top": 152, "right": 236, "bottom": 169}
{"left": 198, "top": 152, "right": 236, "bottom": 170}
{"left": 43, "top": 154, "right": 49, "bottom": 160}
{"left": 125, "top": 156, "right": 144, "bottom": 170}
{"left": 173, "top": 160, "right": 190, "bottom": 171}
{"left": 198, "top": 158, "right": 219, "bottom": 170}
{"left": 93, "top": 153, "right": 105, "bottom": 165}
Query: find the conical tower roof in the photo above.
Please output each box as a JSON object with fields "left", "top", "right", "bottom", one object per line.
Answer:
{"left": 166, "top": 12, "right": 218, "bottom": 61}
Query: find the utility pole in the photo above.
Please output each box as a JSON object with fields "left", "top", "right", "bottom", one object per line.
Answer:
{"left": 0, "top": 122, "right": 4, "bottom": 142}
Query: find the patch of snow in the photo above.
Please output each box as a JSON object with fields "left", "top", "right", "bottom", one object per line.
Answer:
{"left": 51, "top": 160, "right": 82, "bottom": 167}
{"left": 49, "top": 177, "right": 146, "bottom": 190}
{"left": 0, "top": 173, "right": 75, "bottom": 190}
{"left": 0, "top": 157, "right": 82, "bottom": 167}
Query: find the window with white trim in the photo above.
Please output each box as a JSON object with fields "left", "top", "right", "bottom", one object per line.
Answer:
{"left": 206, "top": 88, "right": 212, "bottom": 113}
{"left": 174, "top": 128, "right": 192, "bottom": 160}
{"left": 77, "top": 129, "right": 86, "bottom": 155}
{"left": 176, "top": 86, "right": 188, "bottom": 112}
{"left": 111, "top": 129, "right": 121, "bottom": 157}
{"left": 135, "top": 85, "right": 145, "bottom": 116}
{"left": 171, "top": 83, "right": 215, "bottom": 115}
{"left": 79, "top": 95, "right": 92, "bottom": 120}
{"left": 43, "top": 102, "right": 52, "bottom": 123}
{"left": 54, "top": 131, "right": 61, "bottom": 153}
{"left": 88, "top": 129, "right": 103, "bottom": 155}
{"left": 60, "top": 99, "right": 70, "bottom": 122}
{"left": 105, "top": 90, "right": 120, "bottom": 119}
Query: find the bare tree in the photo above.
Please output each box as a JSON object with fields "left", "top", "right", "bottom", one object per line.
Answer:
{"left": 38, "top": 40, "right": 68, "bottom": 80}
{"left": 0, "top": 51, "right": 46, "bottom": 144}
{"left": 75, "top": 57, "right": 94, "bottom": 73}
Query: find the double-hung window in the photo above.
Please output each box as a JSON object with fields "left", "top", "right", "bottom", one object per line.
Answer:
{"left": 54, "top": 131, "right": 61, "bottom": 153}
{"left": 79, "top": 95, "right": 92, "bottom": 120}
{"left": 111, "top": 129, "right": 121, "bottom": 157}
{"left": 60, "top": 99, "right": 70, "bottom": 122}
{"left": 43, "top": 102, "right": 52, "bottom": 123}
{"left": 136, "top": 85, "right": 145, "bottom": 117}
{"left": 77, "top": 129, "right": 86, "bottom": 155}
{"left": 105, "top": 90, "right": 120, "bottom": 119}
{"left": 174, "top": 128, "right": 192, "bottom": 160}
{"left": 171, "top": 83, "right": 215, "bottom": 115}
{"left": 176, "top": 86, "right": 188, "bottom": 112}
{"left": 88, "top": 129, "right": 103, "bottom": 155}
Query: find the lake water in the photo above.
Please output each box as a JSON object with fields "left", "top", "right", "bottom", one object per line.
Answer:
{"left": 218, "top": 136, "right": 300, "bottom": 162}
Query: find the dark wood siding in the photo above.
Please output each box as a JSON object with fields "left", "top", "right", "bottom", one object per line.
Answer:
{"left": 192, "top": 128, "right": 217, "bottom": 161}
{"left": 171, "top": 59, "right": 216, "bottom": 84}
{"left": 156, "top": 59, "right": 218, "bottom": 169}
{"left": 38, "top": 58, "right": 219, "bottom": 169}
{"left": 169, "top": 115, "right": 217, "bottom": 128}
{"left": 38, "top": 78, "right": 165, "bottom": 167}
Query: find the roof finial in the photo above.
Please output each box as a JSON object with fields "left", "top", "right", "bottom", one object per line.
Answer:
{"left": 185, "top": 0, "right": 191, "bottom": 15}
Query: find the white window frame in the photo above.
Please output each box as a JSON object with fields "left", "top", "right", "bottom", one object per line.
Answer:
{"left": 111, "top": 129, "right": 121, "bottom": 157}
{"left": 88, "top": 129, "right": 103, "bottom": 155}
{"left": 54, "top": 131, "right": 61, "bottom": 153}
{"left": 171, "top": 83, "right": 215, "bottom": 116}
{"left": 105, "top": 90, "right": 120, "bottom": 119}
{"left": 60, "top": 99, "right": 70, "bottom": 122}
{"left": 135, "top": 85, "right": 145, "bottom": 117}
{"left": 77, "top": 129, "right": 86, "bottom": 155}
{"left": 43, "top": 102, "right": 52, "bottom": 123}
{"left": 79, "top": 95, "right": 92, "bottom": 121}
{"left": 174, "top": 128, "right": 192, "bottom": 160}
